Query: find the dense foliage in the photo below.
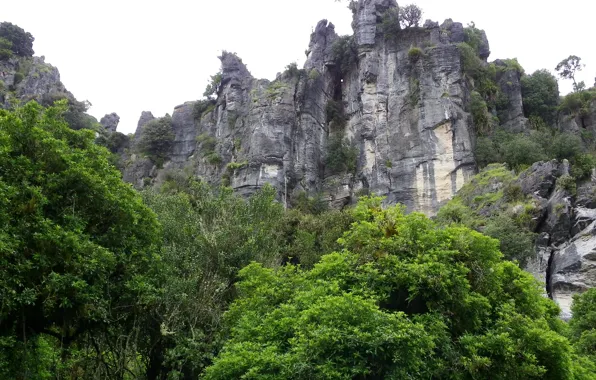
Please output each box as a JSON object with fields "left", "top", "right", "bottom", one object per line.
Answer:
{"left": 0, "top": 22, "right": 34, "bottom": 57}
{"left": 521, "top": 69, "right": 560, "bottom": 126}
{"left": 0, "top": 101, "right": 160, "bottom": 378}
{"left": 138, "top": 115, "right": 174, "bottom": 166}
{"left": 205, "top": 198, "right": 575, "bottom": 379}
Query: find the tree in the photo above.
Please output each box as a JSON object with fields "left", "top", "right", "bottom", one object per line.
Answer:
{"left": 0, "top": 37, "right": 12, "bottom": 60}
{"left": 205, "top": 197, "right": 575, "bottom": 379}
{"left": 556, "top": 55, "right": 585, "bottom": 92}
{"left": 140, "top": 180, "right": 287, "bottom": 378}
{"left": 521, "top": 69, "right": 560, "bottom": 125}
{"left": 203, "top": 72, "right": 222, "bottom": 99}
{"left": 0, "top": 101, "right": 160, "bottom": 377}
{"left": 399, "top": 4, "right": 423, "bottom": 28}
{"left": 0, "top": 22, "right": 34, "bottom": 57}
{"left": 138, "top": 115, "right": 174, "bottom": 165}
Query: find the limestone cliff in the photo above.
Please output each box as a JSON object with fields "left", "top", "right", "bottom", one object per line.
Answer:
{"left": 125, "top": 0, "right": 506, "bottom": 215}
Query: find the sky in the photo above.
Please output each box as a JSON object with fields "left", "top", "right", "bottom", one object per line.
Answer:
{"left": 2, "top": 0, "right": 595, "bottom": 134}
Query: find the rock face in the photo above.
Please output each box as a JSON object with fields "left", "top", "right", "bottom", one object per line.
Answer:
{"left": 100, "top": 112, "right": 120, "bottom": 133}
{"left": 123, "top": 0, "right": 502, "bottom": 216}
{"left": 0, "top": 55, "right": 70, "bottom": 107}
{"left": 494, "top": 60, "right": 528, "bottom": 132}
{"left": 559, "top": 98, "right": 596, "bottom": 135}
{"left": 514, "top": 161, "right": 596, "bottom": 318}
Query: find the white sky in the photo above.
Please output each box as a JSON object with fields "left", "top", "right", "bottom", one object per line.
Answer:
{"left": 2, "top": 0, "right": 595, "bottom": 133}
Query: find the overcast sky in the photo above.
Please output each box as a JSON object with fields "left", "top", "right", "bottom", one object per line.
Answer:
{"left": 2, "top": 0, "right": 595, "bottom": 133}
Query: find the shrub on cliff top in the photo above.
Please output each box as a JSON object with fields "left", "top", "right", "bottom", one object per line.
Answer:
{"left": 138, "top": 115, "right": 174, "bottom": 165}
{"left": 0, "top": 22, "right": 34, "bottom": 57}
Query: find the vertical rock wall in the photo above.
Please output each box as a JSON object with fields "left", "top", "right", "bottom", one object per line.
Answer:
{"left": 125, "top": 0, "right": 484, "bottom": 216}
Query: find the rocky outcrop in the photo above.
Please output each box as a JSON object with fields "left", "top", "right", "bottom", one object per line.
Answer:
{"left": 100, "top": 112, "right": 120, "bottom": 133}
{"left": 134, "top": 111, "right": 155, "bottom": 139}
{"left": 494, "top": 60, "right": 528, "bottom": 132}
{"left": 513, "top": 161, "right": 596, "bottom": 318}
{"left": 558, "top": 98, "right": 596, "bottom": 135}
{"left": 0, "top": 55, "right": 69, "bottom": 107}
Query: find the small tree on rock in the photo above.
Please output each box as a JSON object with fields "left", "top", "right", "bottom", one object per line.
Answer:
{"left": 555, "top": 55, "right": 585, "bottom": 92}
{"left": 399, "top": 4, "right": 423, "bottom": 28}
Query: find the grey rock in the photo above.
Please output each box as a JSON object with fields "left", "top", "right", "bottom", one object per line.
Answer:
{"left": 576, "top": 179, "right": 596, "bottom": 208}
{"left": 134, "top": 111, "right": 155, "bottom": 140}
{"left": 540, "top": 188, "right": 573, "bottom": 246}
{"left": 423, "top": 20, "right": 439, "bottom": 29}
{"left": 305, "top": 20, "right": 338, "bottom": 70}
{"left": 353, "top": 0, "right": 397, "bottom": 47}
{"left": 477, "top": 30, "right": 490, "bottom": 60}
{"left": 100, "top": 112, "right": 120, "bottom": 133}
{"left": 122, "top": 155, "right": 155, "bottom": 188}
{"left": 170, "top": 102, "right": 197, "bottom": 163}
{"left": 17, "top": 56, "right": 66, "bottom": 100}
{"left": 440, "top": 19, "right": 465, "bottom": 44}
{"left": 558, "top": 98, "right": 596, "bottom": 134}
{"left": 494, "top": 59, "right": 527, "bottom": 132}
{"left": 550, "top": 220, "right": 596, "bottom": 319}
{"left": 516, "top": 160, "right": 561, "bottom": 199}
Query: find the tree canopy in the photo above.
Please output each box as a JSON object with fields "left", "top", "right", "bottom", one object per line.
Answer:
{"left": 0, "top": 101, "right": 160, "bottom": 377}
{"left": 0, "top": 22, "right": 34, "bottom": 57}
{"left": 556, "top": 55, "right": 585, "bottom": 92}
{"left": 205, "top": 197, "right": 575, "bottom": 379}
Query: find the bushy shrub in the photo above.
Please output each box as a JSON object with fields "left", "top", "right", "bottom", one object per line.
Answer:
{"left": 138, "top": 116, "right": 174, "bottom": 165}
{"left": 13, "top": 72, "right": 23, "bottom": 85}
{"left": 571, "top": 154, "right": 596, "bottom": 180}
{"left": 408, "top": 47, "right": 423, "bottom": 61}
{"left": 332, "top": 35, "right": 357, "bottom": 77}
{"left": 549, "top": 132, "right": 583, "bottom": 161}
{"left": 471, "top": 91, "right": 491, "bottom": 135}
{"left": 325, "top": 134, "right": 358, "bottom": 175}
{"left": 325, "top": 99, "right": 346, "bottom": 130}
{"left": 284, "top": 62, "right": 301, "bottom": 78}
{"left": 193, "top": 99, "right": 216, "bottom": 120}
{"left": 379, "top": 8, "right": 400, "bottom": 40}
{"left": 463, "top": 22, "right": 485, "bottom": 56}
{"left": 521, "top": 69, "right": 559, "bottom": 126}
{"left": 203, "top": 71, "right": 222, "bottom": 99}
{"left": 484, "top": 213, "right": 536, "bottom": 265}
{"left": 500, "top": 134, "right": 546, "bottom": 171}
{"left": 205, "top": 198, "right": 573, "bottom": 379}
{"left": 557, "top": 175, "right": 577, "bottom": 195}
{"left": 291, "top": 192, "right": 329, "bottom": 216}
{"left": 474, "top": 136, "right": 501, "bottom": 168}
{"left": 559, "top": 88, "right": 596, "bottom": 118}
{"left": 0, "top": 37, "right": 12, "bottom": 60}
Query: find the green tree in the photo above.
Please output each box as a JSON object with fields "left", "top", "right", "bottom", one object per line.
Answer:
{"left": 0, "top": 22, "right": 34, "bottom": 57}
{"left": 501, "top": 134, "right": 546, "bottom": 171}
{"left": 0, "top": 101, "right": 160, "bottom": 377}
{"left": 521, "top": 69, "right": 560, "bottom": 125}
{"left": 556, "top": 55, "right": 585, "bottom": 92}
{"left": 0, "top": 37, "right": 13, "bottom": 60}
{"left": 139, "top": 180, "right": 287, "bottom": 378}
{"left": 138, "top": 115, "right": 174, "bottom": 165}
{"left": 205, "top": 198, "right": 574, "bottom": 379}
{"left": 203, "top": 72, "right": 222, "bottom": 99}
